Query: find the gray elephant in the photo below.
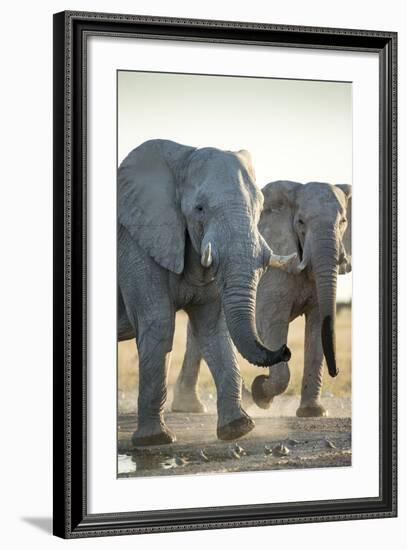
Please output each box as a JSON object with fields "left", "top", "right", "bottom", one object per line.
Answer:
{"left": 118, "top": 140, "right": 295, "bottom": 446}
{"left": 172, "top": 180, "right": 351, "bottom": 418}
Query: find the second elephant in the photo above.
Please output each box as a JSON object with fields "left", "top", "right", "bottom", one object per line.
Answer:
{"left": 172, "top": 180, "right": 351, "bottom": 417}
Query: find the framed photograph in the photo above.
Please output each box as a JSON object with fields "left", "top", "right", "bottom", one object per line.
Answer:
{"left": 53, "top": 10, "right": 397, "bottom": 538}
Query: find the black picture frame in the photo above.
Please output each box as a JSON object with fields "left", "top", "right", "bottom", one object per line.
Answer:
{"left": 53, "top": 10, "right": 397, "bottom": 538}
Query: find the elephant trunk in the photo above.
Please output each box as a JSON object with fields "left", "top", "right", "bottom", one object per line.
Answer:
{"left": 220, "top": 270, "right": 291, "bottom": 367}
{"left": 312, "top": 229, "right": 340, "bottom": 377}
{"left": 251, "top": 226, "right": 340, "bottom": 409}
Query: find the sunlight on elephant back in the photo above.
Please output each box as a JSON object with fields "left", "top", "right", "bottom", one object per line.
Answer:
{"left": 117, "top": 306, "right": 351, "bottom": 415}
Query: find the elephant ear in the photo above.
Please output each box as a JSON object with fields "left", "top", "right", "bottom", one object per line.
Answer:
{"left": 336, "top": 184, "right": 352, "bottom": 273}
{"left": 260, "top": 180, "right": 302, "bottom": 271}
{"left": 118, "top": 140, "right": 195, "bottom": 274}
{"left": 236, "top": 149, "right": 256, "bottom": 181}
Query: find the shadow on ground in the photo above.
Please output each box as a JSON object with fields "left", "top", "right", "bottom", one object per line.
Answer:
{"left": 21, "top": 517, "right": 52, "bottom": 534}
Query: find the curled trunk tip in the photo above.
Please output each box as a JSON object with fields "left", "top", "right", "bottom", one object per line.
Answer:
{"left": 221, "top": 284, "right": 292, "bottom": 367}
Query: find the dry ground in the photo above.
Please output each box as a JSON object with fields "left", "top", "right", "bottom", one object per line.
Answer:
{"left": 117, "top": 308, "right": 351, "bottom": 477}
{"left": 118, "top": 414, "right": 351, "bottom": 477}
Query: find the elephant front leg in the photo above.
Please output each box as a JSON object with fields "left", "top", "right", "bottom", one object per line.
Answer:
{"left": 251, "top": 320, "right": 290, "bottom": 409}
{"left": 187, "top": 304, "right": 255, "bottom": 441}
{"left": 171, "top": 322, "right": 207, "bottom": 413}
{"left": 297, "top": 307, "right": 326, "bottom": 417}
{"left": 172, "top": 321, "right": 252, "bottom": 413}
{"left": 132, "top": 317, "right": 177, "bottom": 446}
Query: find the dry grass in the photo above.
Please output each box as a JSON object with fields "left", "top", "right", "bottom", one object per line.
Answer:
{"left": 118, "top": 308, "right": 351, "bottom": 400}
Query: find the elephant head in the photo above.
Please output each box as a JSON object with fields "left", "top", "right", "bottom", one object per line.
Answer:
{"left": 253, "top": 180, "right": 351, "bottom": 397}
{"left": 118, "top": 140, "right": 296, "bottom": 367}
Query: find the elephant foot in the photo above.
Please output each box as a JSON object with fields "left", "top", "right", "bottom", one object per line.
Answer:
{"left": 171, "top": 386, "right": 207, "bottom": 413}
{"left": 251, "top": 375, "right": 273, "bottom": 409}
{"left": 217, "top": 412, "right": 255, "bottom": 441}
{"left": 131, "top": 425, "right": 176, "bottom": 447}
{"left": 251, "top": 363, "right": 290, "bottom": 410}
{"left": 296, "top": 403, "right": 327, "bottom": 418}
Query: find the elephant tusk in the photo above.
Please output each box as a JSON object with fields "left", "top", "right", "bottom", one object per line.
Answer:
{"left": 268, "top": 251, "right": 297, "bottom": 269}
{"left": 296, "top": 258, "right": 308, "bottom": 272}
{"left": 293, "top": 237, "right": 311, "bottom": 274}
{"left": 201, "top": 242, "right": 212, "bottom": 268}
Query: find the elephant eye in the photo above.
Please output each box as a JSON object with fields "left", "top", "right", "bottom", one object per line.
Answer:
{"left": 298, "top": 219, "right": 304, "bottom": 225}
{"left": 195, "top": 205, "right": 204, "bottom": 212}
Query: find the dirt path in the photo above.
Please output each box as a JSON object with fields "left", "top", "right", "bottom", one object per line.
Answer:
{"left": 118, "top": 396, "right": 351, "bottom": 477}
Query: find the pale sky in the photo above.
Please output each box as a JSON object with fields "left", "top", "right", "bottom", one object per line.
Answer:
{"left": 118, "top": 71, "right": 352, "bottom": 301}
